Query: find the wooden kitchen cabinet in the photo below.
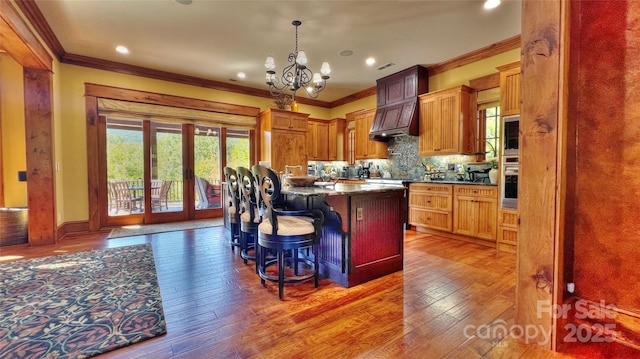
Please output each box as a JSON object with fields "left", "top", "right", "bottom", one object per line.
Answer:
{"left": 453, "top": 185, "right": 497, "bottom": 241}
{"left": 328, "top": 118, "right": 345, "bottom": 161}
{"left": 497, "top": 208, "right": 518, "bottom": 253}
{"left": 351, "top": 109, "right": 388, "bottom": 160}
{"left": 418, "top": 85, "right": 474, "bottom": 156}
{"left": 409, "top": 183, "right": 453, "bottom": 232}
{"left": 497, "top": 61, "right": 521, "bottom": 117}
{"left": 260, "top": 108, "right": 309, "bottom": 175}
{"left": 307, "top": 119, "right": 329, "bottom": 161}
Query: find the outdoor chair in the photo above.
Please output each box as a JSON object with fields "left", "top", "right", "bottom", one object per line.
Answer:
{"left": 151, "top": 180, "right": 172, "bottom": 211}
{"left": 110, "top": 180, "right": 143, "bottom": 214}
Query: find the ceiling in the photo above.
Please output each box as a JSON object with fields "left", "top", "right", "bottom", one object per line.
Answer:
{"left": 34, "top": 0, "right": 522, "bottom": 103}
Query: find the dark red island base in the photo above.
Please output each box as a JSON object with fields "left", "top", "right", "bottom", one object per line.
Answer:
{"left": 283, "top": 183, "right": 406, "bottom": 288}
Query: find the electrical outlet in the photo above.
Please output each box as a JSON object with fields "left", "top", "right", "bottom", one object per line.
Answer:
{"left": 356, "top": 207, "right": 363, "bottom": 221}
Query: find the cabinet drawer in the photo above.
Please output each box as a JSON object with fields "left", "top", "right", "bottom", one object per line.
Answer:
{"left": 409, "top": 192, "right": 451, "bottom": 211}
{"left": 454, "top": 185, "right": 497, "bottom": 198}
{"left": 409, "top": 208, "right": 452, "bottom": 232}
{"left": 498, "top": 208, "right": 519, "bottom": 228}
{"left": 498, "top": 226, "right": 518, "bottom": 253}
{"left": 409, "top": 183, "right": 452, "bottom": 194}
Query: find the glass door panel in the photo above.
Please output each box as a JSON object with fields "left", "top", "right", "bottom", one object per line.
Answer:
{"left": 194, "top": 124, "right": 222, "bottom": 211}
{"left": 106, "top": 118, "right": 144, "bottom": 217}
{"left": 225, "top": 128, "right": 251, "bottom": 169}
{"left": 150, "top": 121, "right": 184, "bottom": 214}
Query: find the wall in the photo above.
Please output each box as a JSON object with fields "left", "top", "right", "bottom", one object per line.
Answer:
{"left": 0, "top": 54, "right": 27, "bottom": 208}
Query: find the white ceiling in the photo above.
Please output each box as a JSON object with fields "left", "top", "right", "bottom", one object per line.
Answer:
{"left": 35, "top": 0, "right": 522, "bottom": 102}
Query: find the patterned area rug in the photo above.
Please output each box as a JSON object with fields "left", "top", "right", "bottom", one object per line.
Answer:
{"left": 108, "top": 218, "right": 224, "bottom": 239}
{"left": 0, "top": 244, "right": 166, "bottom": 358}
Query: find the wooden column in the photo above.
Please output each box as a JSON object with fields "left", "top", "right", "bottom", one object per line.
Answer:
{"left": 517, "top": 0, "right": 567, "bottom": 348}
{"left": 23, "top": 67, "right": 56, "bottom": 245}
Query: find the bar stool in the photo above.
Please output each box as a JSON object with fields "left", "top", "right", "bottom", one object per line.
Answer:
{"left": 252, "top": 164, "right": 324, "bottom": 300}
{"left": 223, "top": 167, "right": 241, "bottom": 250}
{"left": 237, "top": 166, "right": 260, "bottom": 269}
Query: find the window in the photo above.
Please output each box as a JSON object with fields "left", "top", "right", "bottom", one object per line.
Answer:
{"left": 484, "top": 105, "right": 500, "bottom": 158}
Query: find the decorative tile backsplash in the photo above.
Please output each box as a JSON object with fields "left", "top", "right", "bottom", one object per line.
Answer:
{"left": 310, "top": 135, "right": 479, "bottom": 179}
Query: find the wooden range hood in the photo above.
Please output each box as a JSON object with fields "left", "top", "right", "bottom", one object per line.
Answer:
{"left": 370, "top": 65, "right": 429, "bottom": 141}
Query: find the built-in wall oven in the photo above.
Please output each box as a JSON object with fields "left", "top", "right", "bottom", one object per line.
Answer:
{"left": 501, "top": 156, "right": 519, "bottom": 209}
{"left": 500, "top": 114, "right": 519, "bottom": 209}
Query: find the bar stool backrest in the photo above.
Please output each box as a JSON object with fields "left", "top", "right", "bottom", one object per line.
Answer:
{"left": 223, "top": 167, "right": 240, "bottom": 215}
{"left": 237, "top": 166, "right": 259, "bottom": 222}
{"left": 251, "top": 164, "right": 282, "bottom": 230}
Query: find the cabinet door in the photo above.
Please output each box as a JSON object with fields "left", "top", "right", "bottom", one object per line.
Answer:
{"left": 307, "top": 122, "right": 318, "bottom": 160}
{"left": 289, "top": 113, "right": 309, "bottom": 131}
{"left": 316, "top": 122, "right": 329, "bottom": 160}
{"left": 271, "top": 112, "right": 293, "bottom": 129}
{"left": 328, "top": 121, "right": 338, "bottom": 160}
{"left": 453, "top": 196, "right": 475, "bottom": 237}
{"left": 474, "top": 197, "right": 497, "bottom": 240}
{"left": 500, "top": 66, "right": 521, "bottom": 116}
{"left": 355, "top": 113, "right": 369, "bottom": 158}
{"left": 437, "top": 92, "right": 461, "bottom": 154}
{"left": 271, "top": 129, "right": 307, "bottom": 174}
{"left": 419, "top": 95, "right": 438, "bottom": 155}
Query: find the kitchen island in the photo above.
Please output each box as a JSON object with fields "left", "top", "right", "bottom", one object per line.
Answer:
{"left": 282, "top": 183, "right": 406, "bottom": 288}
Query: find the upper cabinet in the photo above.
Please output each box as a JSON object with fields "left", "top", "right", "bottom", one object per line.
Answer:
{"left": 349, "top": 109, "right": 388, "bottom": 160}
{"left": 418, "top": 85, "right": 474, "bottom": 156}
{"left": 497, "top": 61, "right": 521, "bottom": 116}
{"left": 307, "top": 119, "right": 329, "bottom": 161}
{"left": 307, "top": 118, "right": 345, "bottom": 161}
{"left": 260, "top": 108, "right": 309, "bottom": 175}
{"left": 269, "top": 108, "right": 309, "bottom": 131}
{"left": 370, "top": 65, "right": 428, "bottom": 138}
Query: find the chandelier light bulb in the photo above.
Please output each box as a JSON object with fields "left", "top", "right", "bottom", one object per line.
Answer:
{"left": 265, "top": 56, "right": 276, "bottom": 71}
{"left": 296, "top": 51, "right": 308, "bottom": 66}
{"left": 312, "top": 73, "right": 322, "bottom": 84}
{"left": 320, "top": 62, "right": 331, "bottom": 76}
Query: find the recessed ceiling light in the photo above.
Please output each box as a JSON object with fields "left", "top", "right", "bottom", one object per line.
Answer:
{"left": 366, "top": 57, "right": 376, "bottom": 66}
{"left": 115, "top": 45, "right": 129, "bottom": 54}
{"left": 237, "top": 72, "right": 246, "bottom": 80}
{"left": 339, "top": 50, "right": 354, "bottom": 57}
{"left": 484, "top": 0, "right": 501, "bottom": 10}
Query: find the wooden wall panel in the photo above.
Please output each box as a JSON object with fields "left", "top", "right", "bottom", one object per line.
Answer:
{"left": 517, "top": 0, "right": 563, "bottom": 348}
{"left": 23, "top": 67, "right": 55, "bottom": 245}
{"left": 568, "top": 0, "right": 640, "bottom": 351}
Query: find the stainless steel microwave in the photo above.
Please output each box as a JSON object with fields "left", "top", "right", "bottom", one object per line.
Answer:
{"left": 502, "top": 115, "right": 520, "bottom": 156}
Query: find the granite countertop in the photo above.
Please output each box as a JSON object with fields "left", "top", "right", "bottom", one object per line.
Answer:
{"left": 282, "top": 183, "right": 405, "bottom": 197}
{"left": 338, "top": 177, "right": 497, "bottom": 186}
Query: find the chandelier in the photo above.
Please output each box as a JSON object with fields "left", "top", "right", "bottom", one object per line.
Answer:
{"left": 265, "top": 20, "right": 331, "bottom": 100}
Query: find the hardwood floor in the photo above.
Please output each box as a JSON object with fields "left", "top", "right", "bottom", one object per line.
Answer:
{"left": 0, "top": 228, "right": 618, "bottom": 358}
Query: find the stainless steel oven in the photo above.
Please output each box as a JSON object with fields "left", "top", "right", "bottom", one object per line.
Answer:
{"left": 503, "top": 115, "right": 520, "bottom": 156}
{"left": 501, "top": 156, "right": 518, "bottom": 209}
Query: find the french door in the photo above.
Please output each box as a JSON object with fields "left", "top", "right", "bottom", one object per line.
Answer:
{"left": 100, "top": 116, "right": 251, "bottom": 227}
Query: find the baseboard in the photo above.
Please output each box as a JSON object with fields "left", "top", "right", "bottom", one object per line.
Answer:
{"left": 568, "top": 296, "right": 640, "bottom": 351}
{"left": 56, "top": 220, "right": 91, "bottom": 240}
{"left": 413, "top": 226, "right": 496, "bottom": 248}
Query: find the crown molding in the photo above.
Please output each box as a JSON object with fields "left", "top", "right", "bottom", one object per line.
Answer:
{"left": 428, "top": 35, "right": 521, "bottom": 76}
{"left": 15, "top": 0, "right": 520, "bottom": 109}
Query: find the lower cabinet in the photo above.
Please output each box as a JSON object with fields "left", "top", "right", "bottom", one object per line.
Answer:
{"left": 453, "top": 185, "right": 498, "bottom": 241}
{"left": 409, "top": 183, "right": 452, "bottom": 232}
{"left": 497, "top": 208, "right": 519, "bottom": 253}
{"left": 408, "top": 183, "right": 499, "bottom": 245}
